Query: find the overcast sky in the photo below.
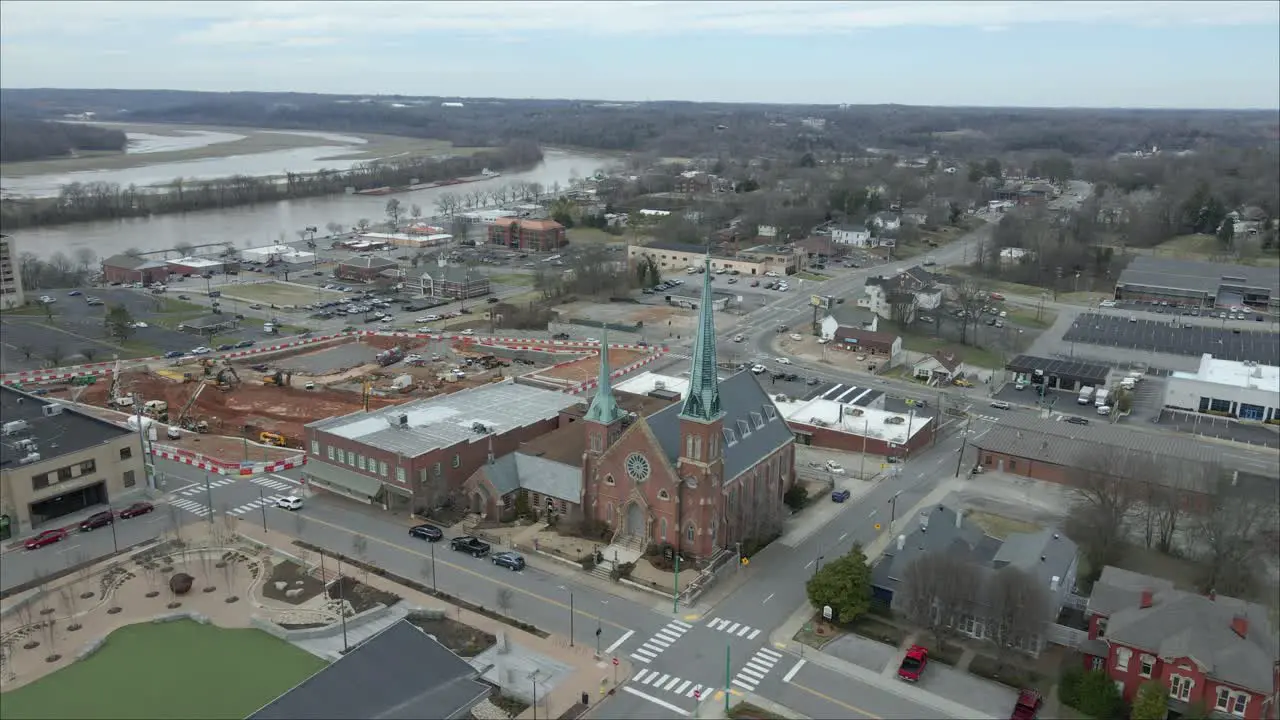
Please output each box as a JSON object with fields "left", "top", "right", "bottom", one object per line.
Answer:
{"left": 2, "top": 1, "right": 1278, "bottom": 109}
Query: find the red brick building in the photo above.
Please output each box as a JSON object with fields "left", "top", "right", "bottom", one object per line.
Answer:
{"left": 487, "top": 218, "right": 566, "bottom": 252}
{"left": 302, "top": 382, "right": 582, "bottom": 513}
{"left": 463, "top": 259, "right": 796, "bottom": 561}
{"left": 785, "top": 406, "right": 934, "bottom": 457}
{"left": 1080, "top": 567, "right": 1278, "bottom": 720}
{"left": 101, "top": 254, "right": 171, "bottom": 285}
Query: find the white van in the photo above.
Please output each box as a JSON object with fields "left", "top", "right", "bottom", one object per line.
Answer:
{"left": 263, "top": 323, "right": 275, "bottom": 333}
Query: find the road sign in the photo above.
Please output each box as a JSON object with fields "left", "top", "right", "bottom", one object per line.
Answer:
{"left": 612, "top": 657, "right": 619, "bottom": 666}
{"left": 822, "top": 605, "right": 833, "bottom": 620}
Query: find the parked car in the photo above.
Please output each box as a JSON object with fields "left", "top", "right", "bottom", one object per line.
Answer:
{"left": 831, "top": 489, "right": 851, "bottom": 503}
{"left": 216, "top": 344, "right": 234, "bottom": 352}
{"left": 119, "top": 501, "right": 155, "bottom": 519}
{"left": 24, "top": 528, "right": 69, "bottom": 550}
{"left": 1010, "top": 689, "right": 1043, "bottom": 720}
{"left": 68, "top": 290, "right": 82, "bottom": 296}
{"left": 235, "top": 339, "right": 256, "bottom": 349}
{"left": 1064, "top": 416, "right": 1090, "bottom": 426}
{"left": 450, "top": 536, "right": 491, "bottom": 557}
{"left": 79, "top": 511, "right": 115, "bottom": 531}
{"left": 491, "top": 551, "right": 526, "bottom": 571}
{"left": 191, "top": 346, "right": 213, "bottom": 355}
{"left": 409, "top": 524, "right": 443, "bottom": 541}
{"left": 898, "top": 645, "right": 928, "bottom": 682}
{"left": 275, "top": 496, "right": 304, "bottom": 511}
{"left": 163, "top": 350, "right": 185, "bottom": 359}
{"left": 825, "top": 461, "right": 845, "bottom": 475}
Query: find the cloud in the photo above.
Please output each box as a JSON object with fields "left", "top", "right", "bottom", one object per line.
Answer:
{"left": 3, "top": 0, "right": 1276, "bottom": 46}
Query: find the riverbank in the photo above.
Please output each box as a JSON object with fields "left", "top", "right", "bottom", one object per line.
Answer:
{"left": 0, "top": 123, "right": 488, "bottom": 178}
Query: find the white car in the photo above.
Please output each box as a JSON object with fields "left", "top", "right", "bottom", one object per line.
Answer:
{"left": 733, "top": 334, "right": 746, "bottom": 343}
{"left": 1099, "top": 300, "right": 1117, "bottom": 308}
{"left": 130, "top": 321, "right": 149, "bottom": 329}
{"left": 776, "top": 357, "right": 792, "bottom": 365}
{"left": 38, "top": 295, "right": 55, "bottom": 304}
{"left": 275, "top": 496, "right": 303, "bottom": 511}
{"left": 586, "top": 337, "right": 598, "bottom": 343}
{"left": 415, "top": 326, "right": 434, "bottom": 333}
{"left": 190, "top": 347, "right": 213, "bottom": 355}
{"left": 751, "top": 364, "right": 768, "bottom": 374}
{"left": 825, "top": 461, "right": 846, "bottom": 475}
{"left": 764, "top": 271, "right": 779, "bottom": 278}
{"left": 459, "top": 329, "right": 475, "bottom": 336}
{"left": 415, "top": 316, "right": 435, "bottom": 323}
{"left": 789, "top": 333, "right": 803, "bottom": 341}
{"left": 1096, "top": 405, "right": 1112, "bottom": 416}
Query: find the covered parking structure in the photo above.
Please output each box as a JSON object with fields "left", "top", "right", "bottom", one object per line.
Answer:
{"left": 179, "top": 315, "right": 239, "bottom": 338}
{"left": 1006, "top": 354, "right": 1110, "bottom": 393}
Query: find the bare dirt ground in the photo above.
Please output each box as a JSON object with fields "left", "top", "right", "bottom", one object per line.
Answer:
{"left": 535, "top": 348, "right": 647, "bottom": 383}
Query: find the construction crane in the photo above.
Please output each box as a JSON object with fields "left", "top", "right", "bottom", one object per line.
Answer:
{"left": 177, "top": 382, "right": 207, "bottom": 430}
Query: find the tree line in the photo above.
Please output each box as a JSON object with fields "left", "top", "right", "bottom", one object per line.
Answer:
{"left": 0, "top": 117, "right": 127, "bottom": 163}
{"left": 0, "top": 142, "right": 542, "bottom": 230}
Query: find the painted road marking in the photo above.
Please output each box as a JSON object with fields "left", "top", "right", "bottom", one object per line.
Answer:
{"left": 664, "top": 677, "right": 681, "bottom": 691}
{"left": 669, "top": 619, "right": 692, "bottom": 630}
{"left": 731, "top": 679, "right": 756, "bottom": 691}
{"left": 675, "top": 680, "right": 691, "bottom": 695}
{"left": 726, "top": 622, "right": 741, "bottom": 634}
{"left": 630, "top": 620, "right": 692, "bottom": 664}
{"left": 762, "top": 593, "right": 774, "bottom": 604}
{"left": 604, "top": 629, "right": 634, "bottom": 654}
{"left": 652, "top": 673, "right": 670, "bottom": 687}
{"left": 229, "top": 496, "right": 284, "bottom": 516}
{"left": 782, "top": 659, "right": 806, "bottom": 683}
{"left": 706, "top": 617, "right": 762, "bottom": 639}
{"left": 647, "top": 635, "right": 671, "bottom": 648}
{"left": 748, "top": 629, "right": 761, "bottom": 640}
{"left": 621, "top": 686, "right": 690, "bottom": 717}
{"left": 277, "top": 511, "right": 628, "bottom": 632}
{"left": 250, "top": 476, "right": 294, "bottom": 492}
{"left": 631, "top": 647, "right": 656, "bottom": 663}
{"left": 733, "top": 647, "right": 783, "bottom": 691}
{"left": 179, "top": 478, "right": 234, "bottom": 496}
{"left": 791, "top": 682, "right": 883, "bottom": 720}
{"left": 170, "top": 499, "right": 209, "bottom": 517}
{"left": 735, "top": 625, "right": 751, "bottom": 637}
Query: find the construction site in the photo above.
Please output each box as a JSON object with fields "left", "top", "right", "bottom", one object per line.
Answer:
{"left": 44, "top": 334, "right": 651, "bottom": 452}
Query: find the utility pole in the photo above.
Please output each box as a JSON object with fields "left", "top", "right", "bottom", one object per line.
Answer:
{"left": 724, "top": 645, "right": 731, "bottom": 713}
{"left": 204, "top": 473, "right": 215, "bottom": 525}
{"left": 107, "top": 502, "right": 119, "bottom": 553}
{"left": 672, "top": 554, "right": 680, "bottom": 613}
{"left": 258, "top": 488, "right": 268, "bottom": 531}
{"left": 860, "top": 418, "right": 869, "bottom": 479}
{"left": 132, "top": 393, "right": 154, "bottom": 490}
{"left": 337, "top": 557, "right": 349, "bottom": 653}
{"left": 954, "top": 416, "right": 973, "bottom": 477}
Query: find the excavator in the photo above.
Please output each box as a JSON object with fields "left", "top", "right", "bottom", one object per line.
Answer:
{"left": 262, "top": 369, "right": 293, "bottom": 387}
{"left": 214, "top": 364, "right": 240, "bottom": 392}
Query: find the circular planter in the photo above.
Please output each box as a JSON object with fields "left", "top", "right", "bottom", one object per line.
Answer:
{"left": 107, "top": 607, "right": 123, "bottom": 615}
{"left": 39, "top": 608, "right": 55, "bottom": 616}
{"left": 23, "top": 641, "right": 40, "bottom": 650}
{"left": 225, "top": 596, "right": 240, "bottom": 604}
{"left": 166, "top": 602, "right": 182, "bottom": 609}
{"left": 45, "top": 654, "right": 61, "bottom": 663}
{"left": 68, "top": 623, "right": 82, "bottom": 632}
{"left": 145, "top": 591, "right": 160, "bottom": 598}
{"left": 203, "top": 586, "right": 216, "bottom": 594}
{"left": 160, "top": 566, "right": 174, "bottom": 574}
{"left": 215, "top": 561, "right": 227, "bottom": 569}
{"left": 80, "top": 591, "right": 95, "bottom": 600}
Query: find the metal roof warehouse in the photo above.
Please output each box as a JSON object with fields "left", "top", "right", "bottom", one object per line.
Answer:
{"left": 1115, "top": 257, "right": 1280, "bottom": 309}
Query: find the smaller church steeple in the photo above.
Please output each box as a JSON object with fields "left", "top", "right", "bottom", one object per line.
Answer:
{"left": 584, "top": 329, "right": 624, "bottom": 424}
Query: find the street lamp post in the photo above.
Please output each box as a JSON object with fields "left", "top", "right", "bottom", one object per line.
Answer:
{"left": 889, "top": 491, "right": 902, "bottom": 524}
{"left": 429, "top": 541, "right": 437, "bottom": 592}
{"left": 107, "top": 502, "right": 119, "bottom": 554}
{"left": 813, "top": 555, "right": 825, "bottom": 577}
{"left": 204, "top": 473, "right": 215, "bottom": 525}
{"left": 258, "top": 488, "right": 268, "bottom": 531}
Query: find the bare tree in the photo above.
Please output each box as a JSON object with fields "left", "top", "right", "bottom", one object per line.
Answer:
{"left": 73, "top": 552, "right": 95, "bottom": 600}
{"left": 351, "top": 535, "right": 370, "bottom": 582}
{"left": 325, "top": 221, "right": 344, "bottom": 237}
{"left": 950, "top": 277, "right": 989, "bottom": 346}
{"left": 495, "top": 587, "right": 513, "bottom": 615}
{"left": 141, "top": 561, "right": 161, "bottom": 597}
{"left": 1194, "top": 469, "right": 1278, "bottom": 596}
{"left": 59, "top": 586, "right": 81, "bottom": 630}
{"left": 43, "top": 618, "right": 58, "bottom": 659}
{"left": 1065, "top": 448, "right": 1141, "bottom": 572}
{"left": 901, "top": 553, "right": 975, "bottom": 645}
{"left": 986, "top": 566, "right": 1052, "bottom": 667}
{"left": 420, "top": 558, "right": 435, "bottom": 593}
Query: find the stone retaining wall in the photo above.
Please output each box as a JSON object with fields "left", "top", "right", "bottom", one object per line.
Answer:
{"left": 250, "top": 603, "right": 393, "bottom": 642}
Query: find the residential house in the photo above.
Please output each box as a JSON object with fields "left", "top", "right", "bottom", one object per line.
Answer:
{"left": 912, "top": 349, "right": 964, "bottom": 384}
{"left": 795, "top": 236, "right": 844, "bottom": 261}
{"left": 871, "top": 505, "right": 1080, "bottom": 656}
{"left": 465, "top": 261, "right": 797, "bottom": 561}
{"left": 827, "top": 328, "right": 902, "bottom": 365}
{"left": 858, "top": 265, "right": 942, "bottom": 323}
{"left": 832, "top": 224, "right": 872, "bottom": 248}
{"left": 869, "top": 212, "right": 901, "bottom": 233}
{"left": 1080, "top": 567, "right": 1278, "bottom": 720}
{"left": 819, "top": 306, "right": 878, "bottom": 340}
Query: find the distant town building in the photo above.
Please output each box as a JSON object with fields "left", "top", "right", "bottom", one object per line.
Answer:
{"left": 335, "top": 256, "right": 400, "bottom": 282}
{"left": 419, "top": 263, "right": 490, "bottom": 300}
{"left": 0, "top": 234, "right": 25, "bottom": 308}
{"left": 100, "top": 253, "right": 171, "bottom": 285}
{"left": 487, "top": 218, "right": 566, "bottom": 252}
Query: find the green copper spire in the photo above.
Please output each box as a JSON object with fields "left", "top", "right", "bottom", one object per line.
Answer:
{"left": 681, "top": 254, "right": 722, "bottom": 421}
{"left": 585, "top": 329, "right": 624, "bottom": 423}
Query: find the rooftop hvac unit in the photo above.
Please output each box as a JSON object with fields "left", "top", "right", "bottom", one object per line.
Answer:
{"left": 41, "top": 404, "right": 64, "bottom": 417}
{"left": 15, "top": 439, "right": 37, "bottom": 453}
{"left": 884, "top": 416, "right": 906, "bottom": 424}
{"left": 1, "top": 420, "right": 30, "bottom": 436}
{"left": 19, "top": 452, "right": 42, "bottom": 465}
{"left": 654, "top": 380, "right": 666, "bottom": 390}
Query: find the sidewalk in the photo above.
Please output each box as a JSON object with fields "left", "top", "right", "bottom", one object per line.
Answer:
{"left": 232, "top": 519, "right": 623, "bottom": 720}
{"left": 767, "top": 478, "right": 997, "bottom": 720}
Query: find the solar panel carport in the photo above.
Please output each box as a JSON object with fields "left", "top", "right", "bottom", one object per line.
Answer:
{"left": 1006, "top": 355, "right": 1111, "bottom": 392}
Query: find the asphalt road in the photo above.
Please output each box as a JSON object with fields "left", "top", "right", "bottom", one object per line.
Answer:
{"left": 1063, "top": 313, "right": 1279, "bottom": 365}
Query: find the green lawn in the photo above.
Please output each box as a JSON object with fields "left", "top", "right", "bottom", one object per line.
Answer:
{"left": 484, "top": 272, "right": 535, "bottom": 286}
{"left": 565, "top": 227, "right": 620, "bottom": 245}
{"left": 794, "top": 271, "right": 828, "bottom": 282}
{"left": 899, "top": 333, "right": 1006, "bottom": 369}
{"left": 1006, "top": 307, "right": 1058, "bottom": 330}
{"left": 0, "top": 620, "right": 327, "bottom": 719}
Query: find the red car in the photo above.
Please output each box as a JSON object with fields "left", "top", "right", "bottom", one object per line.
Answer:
{"left": 897, "top": 645, "right": 928, "bottom": 682}
{"left": 118, "top": 501, "right": 155, "bottom": 519}
{"left": 1010, "top": 689, "right": 1043, "bottom": 719}
{"left": 24, "top": 528, "right": 69, "bottom": 550}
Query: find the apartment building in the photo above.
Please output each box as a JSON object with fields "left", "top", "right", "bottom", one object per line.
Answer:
{"left": 486, "top": 218, "right": 567, "bottom": 252}
{"left": 0, "top": 387, "right": 146, "bottom": 538}
{"left": 0, "top": 234, "right": 25, "bottom": 308}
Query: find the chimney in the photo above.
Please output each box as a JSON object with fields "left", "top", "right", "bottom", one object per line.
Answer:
{"left": 1231, "top": 615, "right": 1249, "bottom": 639}
{"left": 896, "top": 534, "right": 905, "bottom": 551}
{"left": 1050, "top": 575, "right": 1061, "bottom": 591}
{"left": 1139, "top": 589, "right": 1154, "bottom": 609}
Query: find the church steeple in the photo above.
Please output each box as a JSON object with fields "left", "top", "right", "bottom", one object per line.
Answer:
{"left": 584, "top": 329, "right": 624, "bottom": 424}
{"left": 680, "top": 255, "right": 722, "bottom": 422}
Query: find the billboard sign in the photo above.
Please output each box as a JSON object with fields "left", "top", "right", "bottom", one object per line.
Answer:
{"left": 810, "top": 294, "right": 832, "bottom": 309}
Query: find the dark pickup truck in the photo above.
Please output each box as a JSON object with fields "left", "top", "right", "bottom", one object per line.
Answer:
{"left": 449, "top": 536, "right": 491, "bottom": 557}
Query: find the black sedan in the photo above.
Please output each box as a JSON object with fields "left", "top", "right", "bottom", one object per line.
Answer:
{"left": 79, "top": 510, "right": 115, "bottom": 531}
{"left": 491, "top": 551, "right": 526, "bottom": 571}
{"left": 119, "top": 501, "right": 155, "bottom": 519}
{"left": 409, "top": 524, "right": 443, "bottom": 541}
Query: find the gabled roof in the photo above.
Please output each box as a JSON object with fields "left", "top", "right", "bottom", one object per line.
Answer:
{"left": 831, "top": 327, "right": 899, "bottom": 347}
{"left": 872, "top": 505, "right": 1002, "bottom": 593}
{"left": 920, "top": 349, "right": 962, "bottom": 373}
{"left": 250, "top": 619, "right": 488, "bottom": 720}
{"left": 827, "top": 306, "right": 877, "bottom": 329}
{"left": 1092, "top": 567, "right": 1279, "bottom": 694}
{"left": 340, "top": 256, "right": 399, "bottom": 270}
{"left": 102, "top": 253, "right": 146, "bottom": 270}
{"left": 646, "top": 371, "right": 792, "bottom": 482}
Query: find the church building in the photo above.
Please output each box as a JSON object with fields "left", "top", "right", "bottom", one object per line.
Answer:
{"left": 462, "top": 256, "right": 796, "bottom": 559}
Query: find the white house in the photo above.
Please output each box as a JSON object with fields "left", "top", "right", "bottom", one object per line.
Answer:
{"left": 858, "top": 266, "right": 943, "bottom": 322}
{"left": 832, "top": 224, "right": 872, "bottom": 247}
{"left": 869, "top": 212, "right": 901, "bottom": 233}
{"left": 820, "top": 307, "right": 878, "bottom": 340}
{"left": 912, "top": 350, "right": 965, "bottom": 384}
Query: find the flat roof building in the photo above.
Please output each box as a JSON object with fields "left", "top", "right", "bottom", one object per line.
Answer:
{"left": 356, "top": 232, "right": 453, "bottom": 248}
{"left": 629, "top": 241, "right": 804, "bottom": 278}
{"left": 167, "top": 256, "right": 232, "bottom": 276}
{"left": 0, "top": 387, "right": 145, "bottom": 537}
{"left": 101, "top": 254, "right": 171, "bottom": 285}
{"left": 241, "top": 244, "right": 316, "bottom": 264}
{"left": 775, "top": 397, "right": 934, "bottom": 458}
{"left": 1164, "top": 353, "right": 1280, "bottom": 423}
{"left": 0, "top": 234, "right": 24, "bottom": 309}
{"left": 304, "top": 382, "right": 581, "bottom": 512}
{"left": 419, "top": 265, "right": 490, "bottom": 300}
{"left": 335, "top": 256, "right": 400, "bottom": 282}
{"left": 1115, "top": 257, "right": 1280, "bottom": 311}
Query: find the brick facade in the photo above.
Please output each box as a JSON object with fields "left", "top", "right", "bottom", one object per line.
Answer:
{"left": 487, "top": 219, "right": 566, "bottom": 252}
{"left": 791, "top": 416, "right": 935, "bottom": 457}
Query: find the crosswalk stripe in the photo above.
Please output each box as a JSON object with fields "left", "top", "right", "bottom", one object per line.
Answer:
{"left": 669, "top": 619, "right": 692, "bottom": 630}
{"left": 739, "top": 666, "right": 766, "bottom": 680}
{"left": 652, "top": 674, "right": 669, "bottom": 687}
{"left": 630, "top": 653, "right": 651, "bottom": 663}
{"left": 746, "top": 661, "right": 772, "bottom": 675}
{"left": 687, "top": 684, "right": 703, "bottom": 698}
{"left": 751, "top": 656, "right": 777, "bottom": 669}
{"left": 705, "top": 617, "right": 721, "bottom": 628}
{"left": 635, "top": 669, "right": 652, "bottom": 683}
{"left": 757, "top": 647, "right": 782, "bottom": 660}
{"left": 735, "top": 625, "right": 751, "bottom": 637}
{"left": 642, "top": 642, "right": 664, "bottom": 653}
{"left": 675, "top": 680, "right": 691, "bottom": 695}
{"left": 713, "top": 619, "right": 729, "bottom": 630}
{"left": 726, "top": 622, "right": 741, "bottom": 634}
{"left": 647, "top": 636, "right": 671, "bottom": 647}
{"left": 655, "top": 630, "right": 681, "bottom": 642}
{"left": 747, "top": 629, "right": 761, "bottom": 640}
{"left": 663, "top": 677, "right": 681, "bottom": 691}
{"left": 634, "top": 648, "right": 656, "bottom": 659}
{"left": 732, "top": 679, "right": 756, "bottom": 691}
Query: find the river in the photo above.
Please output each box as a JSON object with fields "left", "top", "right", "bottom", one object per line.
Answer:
{"left": 10, "top": 149, "right": 612, "bottom": 260}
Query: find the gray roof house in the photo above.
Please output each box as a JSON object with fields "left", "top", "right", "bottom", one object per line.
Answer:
{"left": 871, "top": 505, "right": 1080, "bottom": 655}
{"left": 250, "top": 619, "right": 489, "bottom": 719}
{"left": 1084, "top": 567, "right": 1279, "bottom": 698}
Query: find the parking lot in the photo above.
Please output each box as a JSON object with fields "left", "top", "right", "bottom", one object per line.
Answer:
{"left": 1157, "top": 409, "right": 1280, "bottom": 449}
{"left": 1063, "top": 313, "right": 1280, "bottom": 365}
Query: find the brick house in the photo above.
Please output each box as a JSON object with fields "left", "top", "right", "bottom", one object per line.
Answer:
{"left": 1080, "top": 567, "right": 1278, "bottom": 720}
{"left": 336, "top": 256, "right": 400, "bottom": 282}
{"left": 828, "top": 328, "right": 902, "bottom": 366}
{"left": 101, "top": 254, "right": 171, "bottom": 285}
{"left": 487, "top": 218, "right": 566, "bottom": 252}
{"left": 464, "top": 258, "right": 797, "bottom": 561}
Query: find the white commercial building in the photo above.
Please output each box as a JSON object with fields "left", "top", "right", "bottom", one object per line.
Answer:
{"left": 1163, "top": 353, "right": 1280, "bottom": 423}
{"left": 357, "top": 232, "right": 453, "bottom": 248}
{"left": 241, "top": 244, "right": 316, "bottom": 264}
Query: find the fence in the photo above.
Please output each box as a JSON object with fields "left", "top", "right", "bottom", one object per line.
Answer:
{"left": 677, "top": 546, "right": 739, "bottom": 606}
